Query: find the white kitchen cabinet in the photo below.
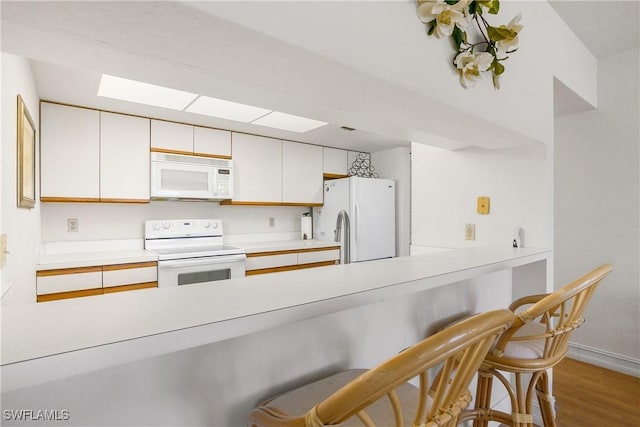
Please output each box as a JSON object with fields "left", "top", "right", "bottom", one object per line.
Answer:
{"left": 150, "top": 120, "right": 193, "bottom": 154}
{"left": 246, "top": 253, "right": 298, "bottom": 271}
{"left": 40, "top": 103, "right": 101, "bottom": 201}
{"left": 297, "top": 248, "right": 340, "bottom": 265}
{"left": 282, "top": 142, "right": 323, "bottom": 205}
{"left": 100, "top": 112, "right": 150, "bottom": 202}
{"left": 246, "top": 246, "right": 340, "bottom": 275}
{"left": 231, "top": 133, "right": 282, "bottom": 203}
{"left": 323, "top": 147, "right": 349, "bottom": 177}
{"left": 102, "top": 262, "right": 158, "bottom": 292}
{"left": 36, "top": 267, "right": 103, "bottom": 301}
{"left": 193, "top": 126, "right": 231, "bottom": 158}
{"left": 36, "top": 261, "right": 158, "bottom": 302}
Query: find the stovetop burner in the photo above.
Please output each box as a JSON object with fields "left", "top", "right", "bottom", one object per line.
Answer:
{"left": 144, "top": 219, "right": 245, "bottom": 260}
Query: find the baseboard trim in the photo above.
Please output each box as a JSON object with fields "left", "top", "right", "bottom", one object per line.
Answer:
{"left": 568, "top": 343, "right": 640, "bottom": 377}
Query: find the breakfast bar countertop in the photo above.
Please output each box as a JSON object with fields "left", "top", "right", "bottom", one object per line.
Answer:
{"left": 1, "top": 246, "right": 551, "bottom": 391}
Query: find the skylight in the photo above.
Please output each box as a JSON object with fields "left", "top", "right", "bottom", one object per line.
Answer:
{"left": 97, "top": 75, "right": 198, "bottom": 111}
{"left": 185, "top": 95, "right": 271, "bottom": 123}
{"left": 251, "top": 111, "right": 327, "bottom": 133}
{"left": 97, "top": 74, "right": 327, "bottom": 133}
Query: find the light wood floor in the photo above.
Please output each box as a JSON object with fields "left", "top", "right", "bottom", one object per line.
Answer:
{"left": 553, "top": 357, "right": 640, "bottom": 427}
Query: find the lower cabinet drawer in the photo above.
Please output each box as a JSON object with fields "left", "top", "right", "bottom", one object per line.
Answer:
{"left": 37, "top": 267, "right": 102, "bottom": 295}
{"left": 36, "top": 262, "right": 158, "bottom": 302}
{"left": 298, "top": 249, "right": 340, "bottom": 265}
{"left": 246, "top": 247, "right": 340, "bottom": 275}
{"left": 246, "top": 253, "right": 298, "bottom": 271}
{"left": 102, "top": 264, "right": 157, "bottom": 288}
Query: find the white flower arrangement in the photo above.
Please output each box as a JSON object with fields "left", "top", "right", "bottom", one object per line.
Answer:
{"left": 417, "top": 0, "right": 523, "bottom": 89}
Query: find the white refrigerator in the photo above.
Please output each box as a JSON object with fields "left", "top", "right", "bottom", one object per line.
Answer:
{"left": 313, "top": 177, "right": 395, "bottom": 263}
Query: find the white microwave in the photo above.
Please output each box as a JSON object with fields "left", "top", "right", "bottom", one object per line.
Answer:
{"left": 150, "top": 152, "right": 233, "bottom": 200}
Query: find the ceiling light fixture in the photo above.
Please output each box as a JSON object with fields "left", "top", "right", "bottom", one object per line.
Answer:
{"left": 97, "top": 74, "right": 198, "bottom": 110}
{"left": 250, "top": 111, "right": 327, "bottom": 133}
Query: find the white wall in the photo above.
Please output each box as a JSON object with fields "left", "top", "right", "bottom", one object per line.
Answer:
{"left": 40, "top": 202, "right": 308, "bottom": 244}
{"left": 371, "top": 147, "right": 411, "bottom": 256}
{"left": 554, "top": 48, "right": 640, "bottom": 370}
{"left": 411, "top": 141, "right": 549, "bottom": 250}
{"left": 0, "top": 53, "right": 40, "bottom": 305}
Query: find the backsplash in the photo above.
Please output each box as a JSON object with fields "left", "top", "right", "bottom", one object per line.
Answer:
{"left": 41, "top": 201, "right": 309, "bottom": 243}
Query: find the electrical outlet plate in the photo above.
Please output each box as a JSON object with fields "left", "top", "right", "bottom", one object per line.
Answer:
{"left": 68, "top": 218, "right": 79, "bottom": 232}
{"left": 465, "top": 224, "right": 475, "bottom": 241}
{"left": 477, "top": 196, "right": 490, "bottom": 215}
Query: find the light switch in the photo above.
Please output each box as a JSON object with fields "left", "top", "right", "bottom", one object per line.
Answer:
{"left": 477, "top": 196, "right": 490, "bottom": 215}
{"left": 465, "top": 224, "right": 475, "bottom": 241}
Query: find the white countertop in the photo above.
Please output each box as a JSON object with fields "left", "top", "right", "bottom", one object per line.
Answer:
{"left": 35, "top": 239, "right": 338, "bottom": 270}
{"left": 36, "top": 249, "right": 158, "bottom": 270}
{"left": 2, "top": 246, "right": 550, "bottom": 391}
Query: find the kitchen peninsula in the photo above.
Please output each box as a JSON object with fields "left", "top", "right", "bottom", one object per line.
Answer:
{"left": 2, "top": 246, "right": 549, "bottom": 394}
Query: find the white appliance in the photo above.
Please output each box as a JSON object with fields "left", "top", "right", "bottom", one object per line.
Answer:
{"left": 144, "top": 219, "right": 246, "bottom": 287}
{"left": 150, "top": 152, "right": 233, "bottom": 200}
{"left": 313, "top": 177, "right": 395, "bottom": 263}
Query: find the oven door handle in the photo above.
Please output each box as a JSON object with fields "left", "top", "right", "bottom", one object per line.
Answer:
{"left": 158, "top": 254, "right": 246, "bottom": 268}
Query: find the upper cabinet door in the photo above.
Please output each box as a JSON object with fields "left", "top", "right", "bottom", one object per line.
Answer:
{"left": 282, "top": 142, "right": 323, "bottom": 205}
{"left": 100, "top": 112, "right": 150, "bottom": 202}
{"left": 40, "top": 102, "right": 100, "bottom": 201}
{"left": 150, "top": 120, "right": 193, "bottom": 154}
{"left": 323, "top": 147, "right": 349, "bottom": 177}
{"left": 231, "top": 133, "right": 282, "bottom": 203}
{"left": 193, "top": 127, "right": 231, "bottom": 158}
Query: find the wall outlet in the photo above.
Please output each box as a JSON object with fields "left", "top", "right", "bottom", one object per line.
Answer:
{"left": 268, "top": 217, "right": 275, "bottom": 228}
{"left": 465, "top": 223, "right": 476, "bottom": 241}
{"left": 67, "top": 218, "right": 79, "bottom": 232}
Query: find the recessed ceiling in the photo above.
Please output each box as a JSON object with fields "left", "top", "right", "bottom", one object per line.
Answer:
{"left": 2, "top": 1, "right": 636, "bottom": 149}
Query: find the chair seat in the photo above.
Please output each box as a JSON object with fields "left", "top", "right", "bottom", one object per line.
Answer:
{"left": 500, "top": 321, "right": 547, "bottom": 360}
{"left": 261, "top": 369, "right": 422, "bottom": 426}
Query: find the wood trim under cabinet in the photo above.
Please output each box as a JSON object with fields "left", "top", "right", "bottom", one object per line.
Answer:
{"left": 103, "top": 282, "right": 158, "bottom": 294}
{"left": 246, "top": 261, "right": 337, "bottom": 276}
{"left": 102, "top": 261, "right": 157, "bottom": 271}
{"left": 221, "top": 201, "right": 323, "bottom": 207}
{"left": 323, "top": 173, "right": 349, "bottom": 180}
{"left": 40, "top": 197, "right": 149, "bottom": 204}
{"left": 192, "top": 152, "right": 232, "bottom": 160}
{"left": 37, "top": 288, "right": 103, "bottom": 302}
{"left": 151, "top": 148, "right": 231, "bottom": 160}
{"left": 150, "top": 147, "right": 193, "bottom": 156}
{"left": 99, "top": 198, "right": 150, "bottom": 204}
{"left": 247, "top": 246, "right": 341, "bottom": 258}
{"left": 37, "top": 266, "right": 103, "bottom": 277}
{"left": 40, "top": 197, "right": 102, "bottom": 203}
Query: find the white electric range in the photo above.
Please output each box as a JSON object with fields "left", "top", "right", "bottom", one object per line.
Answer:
{"left": 144, "top": 219, "right": 246, "bottom": 288}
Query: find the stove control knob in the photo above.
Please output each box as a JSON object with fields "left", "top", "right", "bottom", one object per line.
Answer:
{"left": 203, "top": 221, "right": 211, "bottom": 228}
{"left": 212, "top": 221, "right": 219, "bottom": 229}
{"left": 162, "top": 222, "right": 171, "bottom": 230}
{"left": 152, "top": 222, "right": 161, "bottom": 231}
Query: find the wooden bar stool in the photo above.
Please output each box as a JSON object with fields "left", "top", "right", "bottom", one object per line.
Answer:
{"left": 458, "top": 264, "right": 613, "bottom": 427}
{"left": 247, "top": 309, "right": 515, "bottom": 427}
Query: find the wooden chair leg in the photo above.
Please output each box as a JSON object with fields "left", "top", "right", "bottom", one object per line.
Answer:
{"left": 534, "top": 371, "right": 556, "bottom": 427}
{"left": 472, "top": 369, "right": 494, "bottom": 427}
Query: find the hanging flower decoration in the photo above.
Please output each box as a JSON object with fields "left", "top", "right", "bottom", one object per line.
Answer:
{"left": 417, "top": 0, "right": 523, "bottom": 89}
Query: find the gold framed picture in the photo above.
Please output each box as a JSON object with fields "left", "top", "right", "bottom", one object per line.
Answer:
{"left": 17, "top": 94, "right": 36, "bottom": 209}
